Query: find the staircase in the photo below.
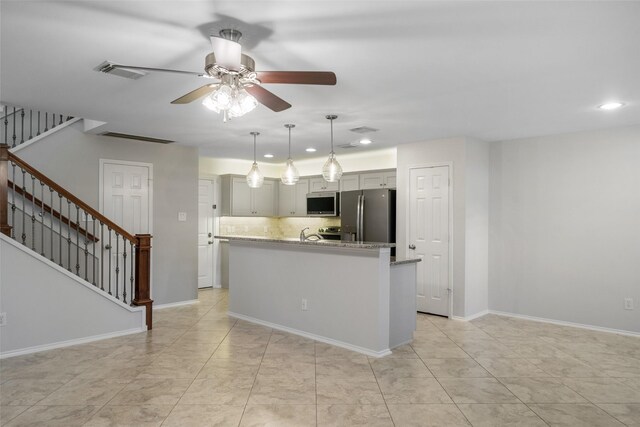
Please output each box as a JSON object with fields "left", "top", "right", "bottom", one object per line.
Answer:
{"left": 0, "top": 107, "right": 153, "bottom": 349}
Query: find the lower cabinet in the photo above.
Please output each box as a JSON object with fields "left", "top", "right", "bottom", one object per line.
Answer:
{"left": 278, "top": 179, "right": 309, "bottom": 216}
{"left": 222, "top": 176, "right": 277, "bottom": 216}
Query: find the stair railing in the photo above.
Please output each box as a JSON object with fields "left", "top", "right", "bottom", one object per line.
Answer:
{"left": 1, "top": 105, "right": 74, "bottom": 148}
{"left": 0, "top": 144, "right": 153, "bottom": 329}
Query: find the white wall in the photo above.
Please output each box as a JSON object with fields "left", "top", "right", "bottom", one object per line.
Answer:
{"left": 397, "top": 137, "right": 468, "bottom": 317}
{"left": 465, "top": 139, "right": 490, "bottom": 317}
{"left": 200, "top": 147, "right": 396, "bottom": 177}
{"left": 0, "top": 235, "right": 145, "bottom": 356}
{"left": 489, "top": 125, "right": 640, "bottom": 332}
{"left": 15, "top": 122, "right": 199, "bottom": 305}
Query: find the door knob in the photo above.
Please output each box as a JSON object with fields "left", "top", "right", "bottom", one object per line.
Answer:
{"left": 208, "top": 233, "right": 212, "bottom": 237}
{"left": 208, "top": 241, "right": 213, "bottom": 245}
{"left": 408, "top": 244, "right": 416, "bottom": 250}
{"left": 105, "top": 244, "right": 112, "bottom": 250}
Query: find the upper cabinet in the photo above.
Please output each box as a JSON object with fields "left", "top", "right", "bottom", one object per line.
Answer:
{"left": 309, "top": 177, "right": 339, "bottom": 192}
{"left": 339, "top": 174, "right": 359, "bottom": 192}
{"left": 221, "top": 176, "right": 277, "bottom": 217}
{"left": 359, "top": 171, "right": 396, "bottom": 189}
{"left": 278, "top": 179, "right": 309, "bottom": 217}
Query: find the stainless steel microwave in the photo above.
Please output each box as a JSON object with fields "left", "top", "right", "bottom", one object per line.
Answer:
{"left": 306, "top": 192, "right": 340, "bottom": 216}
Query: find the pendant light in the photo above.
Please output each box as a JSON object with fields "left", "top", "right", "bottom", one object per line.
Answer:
{"left": 281, "top": 124, "right": 300, "bottom": 185}
{"left": 322, "top": 114, "right": 343, "bottom": 182}
{"left": 246, "top": 132, "right": 264, "bottom": 188}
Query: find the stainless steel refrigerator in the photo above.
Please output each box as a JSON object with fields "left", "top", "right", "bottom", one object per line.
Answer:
{"left": 340, "top": 189, "right": 396, "bottom": 253}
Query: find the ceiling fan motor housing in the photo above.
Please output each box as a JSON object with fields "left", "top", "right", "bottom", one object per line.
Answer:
{"left": 205, "top": 52, "right": 256, "bottom": 78}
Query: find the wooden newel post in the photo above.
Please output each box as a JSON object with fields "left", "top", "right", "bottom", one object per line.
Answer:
{"left": 0, "top": 144, "right": 11, "bottom": 237}
{"left": 133, "top": 234, "right": 153, "bottom": 330}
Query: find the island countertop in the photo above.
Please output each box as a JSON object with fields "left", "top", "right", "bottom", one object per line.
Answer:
{"left": 215, "top": 235, "right": 396, "bottom": 249}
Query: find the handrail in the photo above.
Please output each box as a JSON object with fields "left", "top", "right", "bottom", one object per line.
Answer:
{"left": 8, "top": 152, "right": 136, "bottom": 242}
{"left": 8, "top": 180, "right": 100, "bottom": 242}
{"left": 0, "top": 107, "right": 24, "bottom": 120}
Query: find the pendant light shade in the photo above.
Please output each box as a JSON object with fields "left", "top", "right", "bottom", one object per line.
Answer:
{"left": 246, "top": 132, "right": 264, "bottom": 188}
{"left": 322, "top": 115, "right": 343, "bottom": 182}
{"left": 281, "top": 124, "right": 300, "bottom": 185}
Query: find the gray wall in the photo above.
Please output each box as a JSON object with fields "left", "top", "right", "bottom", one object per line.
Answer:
{"left": 489, "top": 125, "right": 640, "bottom": 332}
{"left": 16, "top": 122, "right": 199, "bottom": 305}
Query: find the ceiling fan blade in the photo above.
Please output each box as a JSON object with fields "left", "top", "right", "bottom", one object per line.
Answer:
{"left": 256, "top": 71, "right": 337, "bottom": 85}
{"left": 244, "top": 84, "right": 291, "bottom": 112}
{"left": 110, "top": 64, "right": 208, "bottom": 78}
{"left": 171, "top": 84, "right": 216, "bottom": 104}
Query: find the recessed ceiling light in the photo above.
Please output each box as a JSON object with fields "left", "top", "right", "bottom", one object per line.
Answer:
{"left": 359, "top": 138, "right": 373, "bottom": 145}
{"left": 598, "top": 102, "right": 625, "bottom": 110}
{"left": 305, "top": 148, "right": 316, "bottom": 152}
{"left": 263, "top": 154, "right": 274, "bottom": 158}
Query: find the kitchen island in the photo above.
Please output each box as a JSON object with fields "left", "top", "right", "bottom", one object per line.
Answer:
{"left": 216, "top": 236, "right": 420, "bottom": 357}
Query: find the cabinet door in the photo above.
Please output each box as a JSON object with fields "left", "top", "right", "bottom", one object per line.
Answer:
{"left": 340, "top": 175, "right": 359, "bottom": 192}
{"left": 383, "top": 172, "right": 397, "bottom": 188}
{"left": 231, "top": 177, "right": 253, "bottom": 216}
{"left": 309, "top": 177, "right": 327, "bottom": 193}
{"left": 293, "top": 179, "right": 309, "bottom": 216}
{"left": 253, "top": 180, "right": 276, "bottom": 216}
{"left": 278, "top": 182, "right": 295, "bottom": 216}
{"left": 359, "top": 172, "right": 384, "bottom": 189}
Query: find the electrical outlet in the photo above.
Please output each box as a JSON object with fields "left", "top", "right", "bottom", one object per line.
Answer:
{"left": 301, "top": 299, "right": 308, "bottom": 311}
{"left": 0, "top": 312, "right": 7, "bottom": 326}
{"left": 624, "top": 298, "right": 634, "bottom": 310}
{"left": 177, "top": 212, "right": 187, "bottom": 222}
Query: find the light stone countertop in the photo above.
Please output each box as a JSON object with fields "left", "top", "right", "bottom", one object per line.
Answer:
{"left": 214, "top": 235, "right": 395, "bottom": 249}
{"left": 390, "top": 257, "right": 422, "bottom": 266}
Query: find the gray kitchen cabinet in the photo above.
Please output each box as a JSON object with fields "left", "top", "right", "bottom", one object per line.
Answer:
{"left": 339, "top": 174, "right": 360, "bottom": 192}
{"left": 359, "top": 171, "right": 396, "bottom": 189}
{"left": 309, "top": 177, "right": 339, "bottom": 192}
{"left": 278, "top": 179, "right": 309, "bottom": 216}
{"left": 221, "top": 175, "right": 277, "bottom": 216}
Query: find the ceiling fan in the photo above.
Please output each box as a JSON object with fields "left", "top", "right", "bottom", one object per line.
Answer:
{"left": 98, "top": 29, "right": 337, "bottom": 119}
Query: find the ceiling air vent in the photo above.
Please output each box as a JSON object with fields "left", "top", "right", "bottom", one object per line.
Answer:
{"left": 101, "top": 132, "right": 174, "bottom": 144}
{"left": 349, "top": 126, "right": 379, "bottom": 134}
{"left": 94, "top": 61, "right": 146, "bottom": 80}
{"left": 339, "top": 142, "right": 359, "bottom": 149}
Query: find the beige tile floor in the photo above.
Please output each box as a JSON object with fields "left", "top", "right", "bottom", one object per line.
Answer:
{"left": 1, "top": 288, "right": 639, "bottom": 426}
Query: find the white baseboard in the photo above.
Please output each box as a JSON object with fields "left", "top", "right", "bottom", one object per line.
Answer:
{"left": 0, "top": 327, "right": 145, "bottom": 359}
{"left": 452, "top": 309, "right": 490, "bottom": 322}
{"left": 9, "top": 118, "right": 82, "bottom": 153}
{"left": 488, "top": 310, "right": 640, "bottom": 337}
{"left": 154, "top": 299, "right": 200, "bottom": 310}
{"left": 228, "top": 312, "right": 392, "bottom": 358}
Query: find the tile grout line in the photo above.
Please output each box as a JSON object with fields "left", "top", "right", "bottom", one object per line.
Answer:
{"left": 236, "top": 327, "right": 273, "bottom": 427}
{"left": 366, "top": 355, "right": 396, "bottom": 427}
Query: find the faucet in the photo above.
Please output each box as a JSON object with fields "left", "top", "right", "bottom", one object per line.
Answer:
{"left": 300, "top": 227, "right": 324, "bottom": 242}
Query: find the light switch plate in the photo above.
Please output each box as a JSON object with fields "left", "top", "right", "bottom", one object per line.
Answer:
{"left": 0, "top": 312, "right": 7, "bottom": 326}
{"left": 178, "top": 212, "right": 187, "bottom": 222}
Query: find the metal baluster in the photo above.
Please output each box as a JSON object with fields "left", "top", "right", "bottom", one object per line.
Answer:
{"left": 115, "top": 233, "right": 120, "bottom": 299}
{"left": 130, "top": 241, "right": 134, "bottom": 306}
{"left": 31, "top": 176, "right": 36, "bottom": 250}
{"left": 3, "top": 105, "right": 7, "bottom": 144}
{"left": 20, "top": 109, "right": 25, "bottom": 145}
{"left": 37, "top": 111, "right": 41, "bottom": 136}
{"left": 122, "top": 237, "right": 127, "bottom": 303}
{"left": 75, "top": 206, "right": 80, "bottom": 275}
{"left": 29, "top": 110, "right": 33, "bottom": 140}
{"left": 12, "top": 107, "right": 16, "bottom": 147}
{"left": 67, "top": 200, "right": 71, "bottom": 271}
{"left": 21, "top": 170, "right": 26, "bottom": 245}
{"left": 92, "top": 218, "right": 97, "bottom": 286}
{"left": 40, "top": 181, "right": 45, "bottom": 256}
{"left": 49, "top": 188, "right": 54, "bottom": 261}
{"left": 44, "top": 112, "right": 48, "bottom": 132}
{"left": 59, "top": 114, "right": 63, "bottom": 125}
{"left": 108, "top": 228, "right": 112, "bottom": 295}
{"left": 58, "top": 194, "right": 63, "bottom": 266}
{"left": 100, "top": 224, "right": 104, "bottom": 291}
{"left": 84, "top": 212, "right": 89, "bottom": 281}
{"left": 10, "top": 162, "right": 16, "bottom": 239}
{"left": 51, "top": 112, "right": 56, "bottom": 129}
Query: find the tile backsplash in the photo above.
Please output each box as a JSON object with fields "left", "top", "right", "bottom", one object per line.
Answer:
{"left": 219, "top": 216, "right": 340, "bottom": 239}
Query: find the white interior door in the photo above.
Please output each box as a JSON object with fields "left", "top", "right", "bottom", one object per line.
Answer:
{"left": 409, "top": 166, "right": 450, "bottom": 316}
{"left": 101, "top": 161, "right": 151, "bottom": 299}
{"left": 198, "top": 179, "right": 214, "bottom": 288}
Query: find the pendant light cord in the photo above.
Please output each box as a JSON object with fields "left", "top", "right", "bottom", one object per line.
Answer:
{"left": 253, "top": 133, "right": 257, "bottom": 162}
{"left": 288, "top": 126, "right": 292, "bottom": 159}
{"left": 330, "top": 117, "right": 334, "bottom": 154}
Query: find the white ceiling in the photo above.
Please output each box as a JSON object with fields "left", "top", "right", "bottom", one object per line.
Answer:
{"left": 1, "top": 1, "right": 639, "bottom": 162}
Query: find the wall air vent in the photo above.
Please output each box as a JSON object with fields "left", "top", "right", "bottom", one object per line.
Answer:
{"left": 101, "top": 132, "right": 174, "bottom": 144}
{"left": 349, "top": 126, "right": 379, "bottom": 134}
{"left": 94, "top": 61, "right": 146, "bottom": 80}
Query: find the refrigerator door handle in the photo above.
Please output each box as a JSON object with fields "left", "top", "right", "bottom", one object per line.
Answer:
{"left": 356, "top": 195, "right": 361, "bottom": 241}
{"left": 359, "top": 195, "right": 365, "bottom": 241}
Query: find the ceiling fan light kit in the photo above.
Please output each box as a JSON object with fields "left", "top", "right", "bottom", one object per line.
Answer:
{"left": 281, "top": 124, "right": 300, "bottom": 185}
{"left": 322, "top": 115, "right": 343, "bottom": 182}
{"left": 246, "top": 131, "right": 264, "bottom": 188}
